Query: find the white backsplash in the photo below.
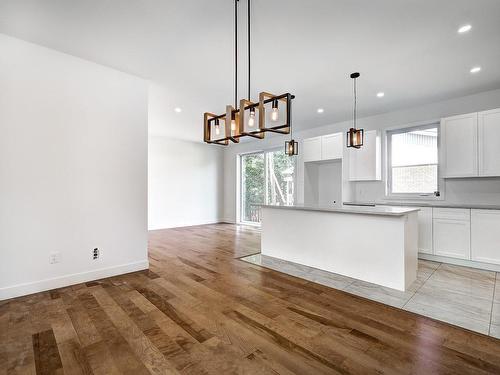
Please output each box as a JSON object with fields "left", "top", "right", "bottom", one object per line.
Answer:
{"left": 353, "top": 178, "right": 500, "bottom": 205}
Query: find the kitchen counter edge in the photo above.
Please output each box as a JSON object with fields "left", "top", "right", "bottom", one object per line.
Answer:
{"left": 260, "top": 205, "right": 420, "bottom": 217}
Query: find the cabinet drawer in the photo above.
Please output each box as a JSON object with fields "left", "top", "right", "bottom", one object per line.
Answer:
{"left": 432, "top": 208, "right": 470, "bottom": 221}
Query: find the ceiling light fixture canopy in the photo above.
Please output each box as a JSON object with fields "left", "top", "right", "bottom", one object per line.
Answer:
{"left": 347, "top": 72, "right": 364, "bottom": 149}
{"left": 203, "top": 0, "right": 296, "bottom": 155}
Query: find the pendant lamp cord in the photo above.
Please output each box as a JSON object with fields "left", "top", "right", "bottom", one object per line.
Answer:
{"left": 353, "top": 76, "right": 357, "bottom": 129}
{"left": 234, "top": 0, "right": 238, "bottom": 108}
{"left": 247, "top": 0, "right": 251, "bottom": 101}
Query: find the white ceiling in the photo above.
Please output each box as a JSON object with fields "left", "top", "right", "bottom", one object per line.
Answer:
{"left": 1, "top": 0, "right": 500, "bottom": 142}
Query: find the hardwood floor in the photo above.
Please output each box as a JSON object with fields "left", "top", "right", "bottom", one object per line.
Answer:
{"left": 1, "top": 223, "right": 500, "bottom": 374}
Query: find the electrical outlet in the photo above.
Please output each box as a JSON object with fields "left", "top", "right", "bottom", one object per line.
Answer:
{"left": 93, "top": 248, "right": 100, "bottom": 260}
{"left": 49, "top": 251, "right": 61, "bottom": 264}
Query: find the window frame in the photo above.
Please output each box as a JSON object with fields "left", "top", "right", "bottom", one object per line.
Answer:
{"left": 386, "top": 122, "right": 443, "bottom": 200}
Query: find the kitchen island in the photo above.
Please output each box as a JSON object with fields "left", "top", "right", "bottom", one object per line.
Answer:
{"left": 260, "top": 205, "right": 419, "bottom": 291}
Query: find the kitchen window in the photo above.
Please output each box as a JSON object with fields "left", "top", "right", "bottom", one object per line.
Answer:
{"left": 387, "top": 124, "right": 440, "bottom": 198}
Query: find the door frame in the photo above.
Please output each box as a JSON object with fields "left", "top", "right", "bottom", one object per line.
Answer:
{"left": 237, "top": 148, "right": 297, "bottom": 225}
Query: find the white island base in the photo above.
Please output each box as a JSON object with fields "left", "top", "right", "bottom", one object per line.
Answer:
{"left": 261, "top": 205, "right": 419, "bottom": 291}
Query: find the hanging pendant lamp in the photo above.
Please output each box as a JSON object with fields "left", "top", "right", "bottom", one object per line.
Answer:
{"left": 285, "top": 139, "right": 298, "bottom": 156}
{"left": 285, "top": 107, "right": 298, "bottom": 156}
{"left": 347, "top": 72, "right": 364, "bottom": 149}
{"left": 204, "top": 0, "right": 295, "bottom": 146}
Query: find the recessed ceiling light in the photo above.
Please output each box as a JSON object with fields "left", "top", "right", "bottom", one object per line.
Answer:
{"left": 470, "top": 66, "right": 481, "bottom": 73}
{"left": 174, "top": 107, "right": 182, "bottom": 113}
{"left": 317, "top": 108, "right": 324, "bottom": 113}
{"left": 376, "top": 92, "right": 385, "bottom": 98}
{"left": 458, "top": 24, "right": 472, "bottom": 34}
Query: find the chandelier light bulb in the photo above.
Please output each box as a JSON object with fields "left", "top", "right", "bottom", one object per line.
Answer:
{"left": 271, "top": 107, "right": 279, "bottom": 122}
{"left": 271, "top": 108, "right": 280, "bottom": 121}
{"left": 214, "top": 119, "right": 221, "bottom": 135}
{"left": 248, "top": 108, "right": 256, "bottom": 127}
{"left": 231, "top": 119, "right": 236, "bottom": 132}
{"left": 271, "top": 99, "right": 279, "bottom": 122}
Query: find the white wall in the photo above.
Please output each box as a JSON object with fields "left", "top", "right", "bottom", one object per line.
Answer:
{"left": 223, "top": 88, "right": 500, "bottom": 222}
{"left": 0, "top": 34, "right": 149, "bottom": 300}
{"left": 148, "top": 136, "right": 223, "bottom": 229}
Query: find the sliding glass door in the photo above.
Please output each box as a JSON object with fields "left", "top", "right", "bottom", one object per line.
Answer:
{"left": 240, "top": 149, "right": 295, "bottom": 224}
{"left": 240, "top": 152, "right": 265, "bottom": 224}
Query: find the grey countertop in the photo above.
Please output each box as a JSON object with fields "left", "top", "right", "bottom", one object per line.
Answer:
{"left": 343, "top": 201, "right": 500, "bottom": 210}
{"left": 260, "top": 204, "right": 420, "bottom": 217}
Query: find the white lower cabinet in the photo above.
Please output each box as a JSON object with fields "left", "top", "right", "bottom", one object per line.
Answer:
{"left": 417, "top": 207, "right": 433, "bottom": 254}
{"left": 471, "top": 209, "right": 500, "bottom": 264}
{"left": 387, "top": 205, "right": 500, "bottom": 266}
{"left": 433, "top": 208, "right": 471, "bottom": 259}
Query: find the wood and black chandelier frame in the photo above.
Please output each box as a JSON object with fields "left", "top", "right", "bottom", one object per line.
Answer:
{"left": 203, "top": 0, "right": 295, "bottom": 146}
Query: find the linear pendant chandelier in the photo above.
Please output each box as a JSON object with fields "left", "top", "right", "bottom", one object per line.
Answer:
{"left": 203, "top": 0, "right": 296, "bottom": 153}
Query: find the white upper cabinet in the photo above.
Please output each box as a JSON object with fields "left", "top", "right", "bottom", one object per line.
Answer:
{"left": 321, "top": 133, "right": 343, "bottom": 160}
{"left": 478, "top": 108, "right": 500, "bottom": 177}
{"left": 302, "top": 133, "right": 343, "bottom": 163}
{"left": 441, "top": 112, "right": 478, "bottom": 178}
{"left": 302, "top": 136, "right": 322, "bottom": 162}
{"left": 348, "top": 130, "right": 381, "bottom": 181}
{"left": 471, "top": 209, "right": 500, "bottom": 265}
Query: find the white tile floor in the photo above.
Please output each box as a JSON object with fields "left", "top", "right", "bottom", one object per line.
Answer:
{"left": 241, "top": 253, "right": 500, "bottom": 338}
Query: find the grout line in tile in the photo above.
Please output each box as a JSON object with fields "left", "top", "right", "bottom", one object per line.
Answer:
{"left": 402, "top": 261, "right": 442, "bottom": 310}
{"left": 236, "top": 252, "right": 261, "bottom": 260}
{"left": 488, "top": 272, "right": 498, "bottom": 336}
{"left": 245, "top": 254, "right": 358, "bottom": 291}
{"left": 340, "top": 278, "right": 357, "bottom": 291}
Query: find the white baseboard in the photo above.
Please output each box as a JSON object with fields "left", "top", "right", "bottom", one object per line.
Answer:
{"left": 148, "top": 219, "right": 225, "bottom": 230}
{"left": 419, "top": 253, "right": 500, "bottom": 272}
{"left": 0, "top": 259, "right": 149, "bottom": 301}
